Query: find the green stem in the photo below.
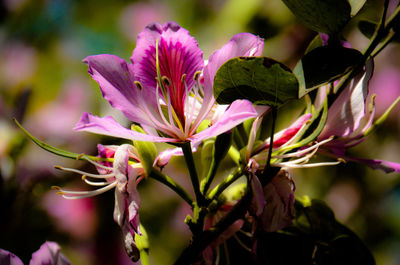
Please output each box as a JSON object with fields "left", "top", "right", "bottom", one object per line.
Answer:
{"left": 362, "top": 0, "right": 390, "bottom": 59}
{"left": 334, "top": 2, "right": 399, "bottom": 96}
{"left": 181, "top": 141, "right": 206, "bottom": 206}
{"left": 266, "top": 107, "right": 277, "bottom": 169}
{"left": 174, "top": 182, "right": 252, "bottom": 265}
{"left": 201, "top": 158, "right": 218, "bottom": 195}
{"left": 371, "top": 33, "right": 396, "bottom": 57}
{"left": 148, "top": 169, "right": 193, "bottom": 205}
{"left": 208, "top": 167, "right": 243, "bottom": 201}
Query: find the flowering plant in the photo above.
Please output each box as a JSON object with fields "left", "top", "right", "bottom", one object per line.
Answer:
{"left": 12, "top": 0, "right": 400, "bottom": 264}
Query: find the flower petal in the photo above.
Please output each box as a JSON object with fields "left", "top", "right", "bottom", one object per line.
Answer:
{"left": 272, "top": 113, "right": 312, "bottom": 148}
{"left": 29, "top": 241, "right": 70, "bottom": 265}
{"left": 261, "top": 170, "right": 295, "bottom": 232}
{"left": 154, "top": 147, "right": 182, "bottom": 169}
{"left": 83, "top": 54, "right": 152, "bottom": 126}
{"left": 203, "top": 33, "right": 264, "bottom": 95}
{"left": 191, "top": 99, "right": 258, "bottom": 145}
{"left": 131, "top": 22, "right": 204, "bottom": 122}
{"left": 113, "top": 146, "right": 142, "bottom": 262}
{"left": 0, "top": 249, "right": 23, "bottom": 265}
{"left": 345, "top": 156, "right": 400, "bottom": 174}
{"left": 320, "top": 59, "right": 374, "bottom": 138}
{"left": 74, "top": 112, "right": 175, "bottom": 142}
{"left": 194, "top": 33, "right": 263, "bottom": 130}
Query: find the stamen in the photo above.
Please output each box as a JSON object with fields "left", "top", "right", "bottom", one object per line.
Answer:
{"left": 58, "top": 182, "right": 118, "bottom": 200}
{"left": 273, "top": 137, "right": 334, "bottom": 159}
{"left": 185, "top": 79, "right": 199, "bottom": 135}
{"left": 181, "top": 73, "right": 187, "bottom": 83}
{"left": 166, "top": 91, "right": 185, "bottom": 136}
{"left": 54, "top": 165, "right": 115, "bottom": 179}
{"left": 155, "top": 39, "right": 168, "bottom": 100}
{"left": 215, "top": 245, "right": 221, "bottom": 265}
{"left": 277, "top": 161, "right": 341, "bottom": 169}
{"left": 193, "top": 71, "right": 201, "bottom": 81}
{"left": 82, "top": 175, "right": 111, "bottom": 186}
{"left": 278, "top": 146, "right": 319, "bottom": 165}
{"left": 238, "top": 229, "right": 253, "bottom": 238}
{"left": 134, "top": 81, "right": 143, "bottom": 90}
{"left": 162, "top": 76, "right": 171, "bottom": 86}
{"left": 233, "top": 234, "right": 252, "bottom": 252}
{"left": 81, "top": 156, "right": 113, "bottom": 171}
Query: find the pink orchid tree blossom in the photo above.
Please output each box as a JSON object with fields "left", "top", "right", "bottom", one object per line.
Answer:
{"left": 54, "top": 144, "right": 144, "bottom": 261}
{"left": 248, "top": 167, "right": 295, "bottom": 233}
{"left": 0, "top": 241, "right": 71, "bottom": 265}
{"left": 247, "top": 112, "right": 339, "bottom": 170}
{"left": 317, "top": 60, "right": 400, "bottom": 173}
{"left": 75, "top": 22, "right": 263, "bottom": 146}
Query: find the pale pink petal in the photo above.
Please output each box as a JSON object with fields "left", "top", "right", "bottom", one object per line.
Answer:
{"left": 154, "top": 147, "right": 183, "bottom": 169}
{"left": 203, "top": 33, "right": 264, "bottom": 94}
{"left": 29, "top": 241, "right": 70, "bottom": 265}
{"left": 74, "top": 112, "right": 175, "bottom": 142}
{"left": 261, "top": 170, "right": 295, "bottom": 232}
{"left": 0, "top": 249, "right": 23, "bottom": 265}
{"left": 320, "top": 59, "right": 374, "bottom": 138}
{"left": 250, "top": 174, "right": 266, "bottom": 217}
{"left": 198, "top": 33, "right": 264, "bottom": 127}
{"left": 113, "top": 145, "right": 142, "bottom": 262}
{"left": 191, "top": 99, "right": 258, "bottom": 145}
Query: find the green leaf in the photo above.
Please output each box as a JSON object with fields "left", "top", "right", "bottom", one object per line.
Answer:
{"left": 348, "top": 0, "right": 367, "bottom": 16}
{"left": 131, "top": 125, "right": 157, "bottom": 175}
{"left": 14, "top": 118, "right": 106, "bottom": 162}
{"left": 282, "top": 0, "right": 351, "bottom": 34}
{"left": 295, "top": 46, "right": 363, "bottom": 97}
{"left": 256, "top": 198, "right": 376, "bottom": 265}
{"left": 358, "top": 20, "right": 377, "bottom": 39}
{"left": 304, "top": 34, "right": 324, "bottom": 54}
{"left": 214, "top": 57, "right": 299, "bottom": 107}
{"left": 135, "top": 224, "right": 150, "bottom": 265}
{"left": 200, "top": 139, "right": 215, "bottom": 175}
{"left": 359, "top": 20, "right": 400, "bottom": 42}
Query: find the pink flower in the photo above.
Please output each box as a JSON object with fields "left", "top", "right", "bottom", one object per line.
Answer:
{"left": 75, "top": 22, "right": 263, "bottom": 145}
{"left": 317, "top": 60, "right": 400, "bottom": 173}
{"left": 54, "top": 144, "right": 143, "bottom": 261}
{"left": 0, "top": 241, "right": 70, "bottom": 265}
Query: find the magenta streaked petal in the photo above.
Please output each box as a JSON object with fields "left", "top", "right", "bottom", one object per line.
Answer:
{"left": 255, "top": 113, "right": 312, "bottom": 153}
{"left": 273, "top": 113, "right": 312, "bottom": 147}
{"left": 0, "top": 249, "right": 23, "bottom": 265}
{"left": 131, "top": 22, "right": 203, "bottom": 122}
{"left": 83, "top": 54, "right": 152, "bottom": 126}
{"left": 191, "top": 100, "right": 258, "bottom": 145}
{"left": 29, "top": 241, "right": 70, "bottom": 265}
{"left": 74, "top": 112, "right": 175, "bottom": 142}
